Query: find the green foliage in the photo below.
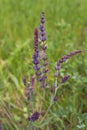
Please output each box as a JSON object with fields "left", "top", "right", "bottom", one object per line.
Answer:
{"left": 0, "top": 0, "right": 87, "bottom": 129}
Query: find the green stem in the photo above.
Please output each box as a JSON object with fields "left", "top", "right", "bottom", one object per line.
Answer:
{"left": 40, "top": 84, "right": 62, "bottom": 124}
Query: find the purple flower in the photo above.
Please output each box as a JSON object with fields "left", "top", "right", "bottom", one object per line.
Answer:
{"left": 44, "top": 61, "right": 48, "bottom": 66}
{"left": 40, "top": 12, "right": 46, "bottom": 42}
{"left": 40, "top": 15, "right": 45, "bottom": 24}
{"left": 43, "top": 68, "right": 49, "bottom": 73}
{"left": 54, "top": 96, "right": 58, "bottom": 102}
{"left": 39, "top": 76, "right": 47, "bottom": 82}
{"left": 61, "top": 75, "right": 70, "bottom": 83}
{"left": 55, "top": 63, "right": 61, "bottom": 70}
{"left": 39, "top": 24, "right": 44, "bottom": 31}
{"left": 40, "top": 12, "right": 45, "bottom": 24}
{"left": 28, "top": 111, "right": 40, "bottom": 122}
{"left": 33, "top": 29, "right": 39, "bottom": 64}
{"left": 33, "top": 65, "right": 41, "bottom": 70}
{"left": 36, "top": 71, "right": 42, "bottom": 76}
{"left": 24, "top": 76, "right": 35, "bottom": 101}
{"left": 54, "top": 63, "right": 60, "bottom": 78}
{"left": 32, "top": 59, "right": 39, "bottom": 64}
{"left": 60, "top": 50, "right": 82, "bottom": 63}
{"left": 40, "top": 31, "right": 46, "bottom": 36}
{"left": 60, "top": 56, "right": 67, "bottom": 63}
{"left": 34, "top": 28, "right": 39, "bottom": 47}
{"left": 40, "top": 36, "right": 46, "bottom": 42}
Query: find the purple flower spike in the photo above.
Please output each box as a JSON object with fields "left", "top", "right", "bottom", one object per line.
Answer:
{"left": 61, "top": 75, "right": 70, "bottom": 83}
{"left": 40, "top": 12, "right": 46, "bottom": 43}
{"left": 54, "top": 50, "right": 82, "bottom": 79}
{"left": 38, "top": 12, "right": 49, "bottom": 88}
{"left": 32, "top": 28, "right": 42, "bottom": 80}
{"left": 40, "top": 12, "right": 45, "bottom": 24}
{"left": 60, "top": 50, "right": 82, "bottom": 63}
{"left": 28, "top": 111, "right": 40, "bottom": 122}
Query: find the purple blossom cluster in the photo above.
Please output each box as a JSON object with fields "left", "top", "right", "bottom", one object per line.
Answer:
{"left": 54, "top": 95, "right": 58, "bottom": 102}
{"left": 55, "top": 50, "right": 81, "bottom": 80}
{"left": 23, "top": 76, "right": 35, "bottom": 101}
{"left": 32, "top": 29, "right": 42, "bottom": 79}
{"left": 55, "top": 50, "right": 82, "bottom": 72}
{"left": 28, "top": 112, "right": 40, "bottom": 122}
{"left": 23, "top": 12, "right": 82, "bottom": 122}
{"left": 52, "top": 50, "right": 82, "bottom": 93}
{"left": 40, "top": 12, "right": 46, "bottom": 42}
{"left": 61, "top": 75, "right": 70, "bottom": 83}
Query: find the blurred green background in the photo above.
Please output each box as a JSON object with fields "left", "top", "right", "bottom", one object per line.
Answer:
{"left": 0, "top": 0, "right": 87, "bottom": 129}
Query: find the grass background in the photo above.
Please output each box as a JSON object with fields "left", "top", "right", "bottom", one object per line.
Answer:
{"left": 0, "top": 0, "right": 87, "bottom": 129}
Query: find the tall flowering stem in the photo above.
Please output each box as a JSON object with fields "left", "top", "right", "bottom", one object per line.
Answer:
{"left": 39, "top": 12, "right": 48, "bottom": 88}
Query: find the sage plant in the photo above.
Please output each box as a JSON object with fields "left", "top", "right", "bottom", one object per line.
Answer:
{"left": 23, "top": 12, "right": 82, "bottom": 124}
